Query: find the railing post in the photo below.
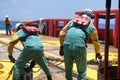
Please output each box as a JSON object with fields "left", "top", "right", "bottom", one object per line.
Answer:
{"left": 104, "top": 0, "right": 111, "bottom": 80}
{"left": 118, "top": 0, "right": 120, "bottom": 79}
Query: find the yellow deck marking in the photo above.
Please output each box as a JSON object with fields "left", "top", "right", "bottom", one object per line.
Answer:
{"left": 87, "top": 53, "right": 117, "bottom": 61}
{"left": 0, "top": 38, "right": 11, "bottom": 43}
{"left": 43, "top": 41, "right": 60, "bottom": 46}
{"left": 0, "top": 60, "right": 13, "bottom": 80}
{"left": 0, "top": 30, "right": 6, "bottom": 34}
{"left": 87, "top": 68, "right": 97, "bottom": 80}
{"left": 0, "top": 44, "right": 3, "bottom": 46}
{"left": 45, "top": 52, "right": 117, "bottom": 80}
{"left": 0, "top": 59, "right": 41, "bottom": 80}
{"left": 0, "top": 31, "right": 118, "bottom": 80}
{"left": 45, "top": 51, "right": 98, "bottom": 79}
{"left": 0, "top": 38, "right": 23, "bottom": 49}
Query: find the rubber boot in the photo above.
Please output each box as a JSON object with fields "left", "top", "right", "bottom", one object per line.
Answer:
{"left": 47, "top": 76, "right": 52, "bottom": 80}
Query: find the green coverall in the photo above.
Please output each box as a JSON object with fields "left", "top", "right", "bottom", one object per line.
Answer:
{"left": 8, "top": 29, "right": 51, "bottom": 80}
{"left": 59, "top": 20, "right": 100, "bottom": 80}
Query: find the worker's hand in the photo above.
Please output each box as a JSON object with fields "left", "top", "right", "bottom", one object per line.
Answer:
{"left": 95, "top": 53, "right": 102, "bottom": 60}
{"left": 30, "top": 60, "right": 36, "bottom": 68}
{"left": 8, "top": 55, "right": 15, "bottom": 63}
{"left": 59, "top": 46, "right": 64, "bottom": 56}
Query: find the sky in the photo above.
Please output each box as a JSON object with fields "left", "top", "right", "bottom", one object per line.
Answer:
{"left": 0, "top": 0, "right": 119, "bottom": 21}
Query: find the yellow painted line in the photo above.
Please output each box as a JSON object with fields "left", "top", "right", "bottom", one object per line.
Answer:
{"left": 0, "top": 59, "right": 41, "bottom": 80}
{"left": 0, "top": 38, "right": 60, "bottom": 48}
{"left": 0, "top": 44, "right": 3, "bottom": 46}
{"left": 87, "top": 68, "right": 97, "bottom": 80}
{"left": 0, "top": 38, "right": 23, "bottom": 49}
{"left": 0, "top": 33, "right": 118, "bottom": 80}
{"left": 72, "top": 64, "right": 97, "bottom": 80}
{"left": 0, "top": 30, "right": 14, "bottom": 34}
{"left": 0, "top": 38, "right": 10, "bottom": 46}
{"left": 86, "top": 53, "right": 117, "bottom": 80}
{"left": 0, "top": 60, "right": 13, "bottom": 80}
{"left": 87, "top": 53, "right": 118, "bottom": 61}
{"left": 45, "top": 51, "right": 118, "bottom": 80}
{"left": 0, "top": 38, "right": 11, "bottom": 43}
{"left": 0, "top": 37, "right": 60, "bottom": 47}
{"left": 43, "top": 41, "right": 60, "bottom": 46}
{"left": 0, "top": 30, "right": 6, "bottom": 34}
{"left": 45, "top": 51, "right": 97, "bottom": 79}
{"left": 60, "top": 61, "right": 98, "bottom": 80}
{"left": 45, "top": 52, "right": 62, "bottom": 58}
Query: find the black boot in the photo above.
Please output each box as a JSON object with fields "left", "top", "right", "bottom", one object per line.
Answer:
{"left": 47, "top": 76, "right": 52, "bottom": 80}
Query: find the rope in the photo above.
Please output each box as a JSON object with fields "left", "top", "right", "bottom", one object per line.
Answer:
{"left": 6, "top": 65, "right": 14, "bottom": 80}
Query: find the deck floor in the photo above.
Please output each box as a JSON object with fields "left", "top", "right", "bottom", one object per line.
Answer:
{"left": 0, "top": 30, "right": 118, "bottom": 80}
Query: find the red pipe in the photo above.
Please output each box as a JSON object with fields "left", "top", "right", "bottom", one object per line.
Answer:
{"left": 118, "top": 0, "right": 120, "bottom": 79}
{"left": 75, "top": 9, "right": 118, "bottom": 15}
{"left": 114, "top": 12, "right": 119, "bottom": 47}
{"left": 104, "top": 0, "right": 111, "bottom": 80}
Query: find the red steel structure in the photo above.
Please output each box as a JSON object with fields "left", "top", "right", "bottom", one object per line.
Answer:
{"left": 24, "top": 18, "right": 71, "bottom": 37}
{"left": 43, "top": 18, "right": 71, "bottom": 37}
{"left": 24, "top": 9, "right": 119, "bottom": 47}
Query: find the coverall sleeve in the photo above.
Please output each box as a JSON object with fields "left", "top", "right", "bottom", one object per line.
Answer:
{"left": 90, "top": 27, "right": 100, "bottom": 53}
{"left": 8, "top": 33, "right": 19, "bottom": 55}
{"left": 59, "top": 22, "right": 69, "bottom": 46}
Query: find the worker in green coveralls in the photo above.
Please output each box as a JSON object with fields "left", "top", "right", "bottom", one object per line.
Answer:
{"left": 8, "top": 25, "right": 53, "bottom": 80}
{"left": 59, "top": 9, "right": 102, "bottom": 80}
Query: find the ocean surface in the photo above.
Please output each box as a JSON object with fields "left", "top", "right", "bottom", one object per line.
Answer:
{"left": 0, "top": 20, "right": 114, "bottom": 30}
{"left": 0, "top": 20, "right": 20, "bottom": 30}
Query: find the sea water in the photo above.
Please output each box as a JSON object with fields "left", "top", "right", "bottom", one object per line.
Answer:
{"left": 0, "top": 20, "right": 20, "bottom": 30}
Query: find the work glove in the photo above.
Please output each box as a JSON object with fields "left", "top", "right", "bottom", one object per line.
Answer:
{"left": 95, "top": 53, "right": 102, "bottom": 60}
{"left": 8, "top": 55, "right": 15, "bottom": 63}
{"left": 59, "top": 46, "right": 64, "bottom": 56}
{"left": 30, "top": 60, "right": 36, "bottom": 68}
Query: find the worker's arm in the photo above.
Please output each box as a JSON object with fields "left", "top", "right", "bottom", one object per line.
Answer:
{"left": 90, "top": 28, "right": 100, "bottom": 53}
{"left": 59, "top": 22, "right": 70, "bottom": 56}
{"left": 8, "top": 33, "right": 19, "bottom": 55}
{"left": 8, "top": 29, "right": 28, "bottom": 55}
{"left": 59, "top": 22, "right": 69, "bottom": 46}
{"left": 8, "top": 33, "right": 19, "bottom": 63}
{"left": 90, "top": 28, "right": 102, "bottom": 59}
